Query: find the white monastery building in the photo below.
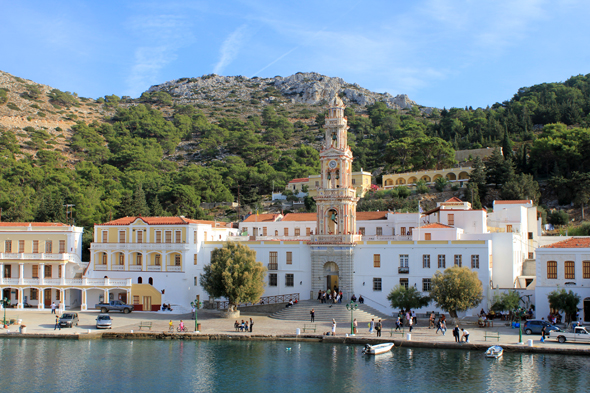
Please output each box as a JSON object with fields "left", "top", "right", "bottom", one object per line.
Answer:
{"left": 5, "top": 97, "right": 588, "bottom": 321}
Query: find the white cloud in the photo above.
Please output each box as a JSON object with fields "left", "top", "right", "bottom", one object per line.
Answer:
{"left": 213, "top": 24, "right": 250, "bottom": 75}
{"left": 125, "top": 13, "right": 194, "bottom": 97}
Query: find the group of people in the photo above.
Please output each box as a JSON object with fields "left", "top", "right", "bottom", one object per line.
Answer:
{"left": 351, "top": 294, "right": 364, "bottom": 304}
{"left": 161, "top": 303, "right": 173, "bottom": 311}
{"left": 452, "top": 326, "right": 469, "bottom": 343}
{"left": 317, "top": 289, "right": 343, "bottom": 304}
{"left": 234, "top": 318, "right": 254, "bottom": 332}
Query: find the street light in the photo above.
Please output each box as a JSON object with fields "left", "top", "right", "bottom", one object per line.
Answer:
{"left": 345, "top": 299, "right": 358, "bottom": 335}
{"left": 190, "top": 296, "right": 202, "bottom": 332}
{"left": 1, "top": 297, "right": 8, "bottom": 327}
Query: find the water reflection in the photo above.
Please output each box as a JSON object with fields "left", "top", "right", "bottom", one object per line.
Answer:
{"left": 1, "top": 340, "right": 589, "bottom": 392}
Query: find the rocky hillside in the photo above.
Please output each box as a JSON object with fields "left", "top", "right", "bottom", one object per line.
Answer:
{"left": 148, "top": 72, "right": 418, "bottom": 110}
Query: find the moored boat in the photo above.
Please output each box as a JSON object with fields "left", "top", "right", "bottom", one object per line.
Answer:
{"left": 362, "top": 342, "right": 394, "bottom": 355}
{"left": 485, "top": 345, "right": 503, "bottom": 358}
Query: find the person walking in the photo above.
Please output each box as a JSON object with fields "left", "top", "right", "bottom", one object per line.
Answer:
{"left": 429, "top": 312, "right": 435, "bottom": 329}
{"left": 395, "top": 317, "right": 402, "bottom": 331}
{"left": 51, "top": 302, "right": 56, "bottom": 314}
{"left": 310, "top": 308, "right": 315, "bottom": 323}
{"left": 332, "top": 319, "right": 337, "bottom": 336}
{"left": 353, "top": 318, "right": 358, "bottom": 334}
{"left": 54, "top": 315, "right": 61, "bottom": 330}
{"left": 408, "top": 316, "right": 413, "bottom": 332}
{"left": 369, "top": 319, "right": 375, "bottom": 334}
{"left": 441, "top": 320, "right": 447, "bottom": 336}
{"left": 376, "top": 319, "right": 382, "bottom": 337}
{"left": 249, "top": 318, "right": 254, "bottom": 333}
{"left": 318, "top": 290, "right": 322, "bottom": 303}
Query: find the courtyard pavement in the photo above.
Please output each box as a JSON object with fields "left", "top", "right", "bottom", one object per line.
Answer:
{"left": 1, "top": 306, "right": 588, "bottom": 354}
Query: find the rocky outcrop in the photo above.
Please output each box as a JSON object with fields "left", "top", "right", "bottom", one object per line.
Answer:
{"left": 148, "top": 72, "right": 418, "bottom": 110}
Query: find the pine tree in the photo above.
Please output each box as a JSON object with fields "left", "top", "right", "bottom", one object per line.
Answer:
{"left": 150, "top": 196, "right": 165, "bottom": 216}
{"left": 501, "top": 130, "right": 514, "bottom": 160}
{"left": 131, "top": 184, "right": 150, "bottom": 216}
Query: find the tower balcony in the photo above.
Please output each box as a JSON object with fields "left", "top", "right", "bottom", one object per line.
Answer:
{"left": 314, "top": 188, "right": 357, "bottom": 199}
{"left": 309, "top": 234, "right": 362, "bottom": 244}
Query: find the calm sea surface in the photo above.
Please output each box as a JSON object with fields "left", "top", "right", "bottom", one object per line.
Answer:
{"left": 1, "top": 339, "right": 588, "bottom": 392}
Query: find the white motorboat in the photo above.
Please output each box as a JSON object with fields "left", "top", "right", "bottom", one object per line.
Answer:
{"left": 362, "top": 342, "right": 394, "bottom": 355}
{"left": 485, "top": 345, "right": 503, "bottom": 358}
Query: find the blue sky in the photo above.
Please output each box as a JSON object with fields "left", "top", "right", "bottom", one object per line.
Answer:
{"left": 1, "top": 0, "right": 589, "bottom": 109}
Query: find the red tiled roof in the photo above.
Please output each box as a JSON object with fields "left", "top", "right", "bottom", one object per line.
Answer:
{"left": 419, "top": 223, "right": 454, "bottom": 229}
{"left": 0, "top": 222, "right": 69, "bottom": 227}
{"left": 542, "top": 238, "right": 590, "bottom": 248}
{"left": 357, "top": 211, "right": 388, "bottom": 221}
{"left": 99, "top": 217, "right": 190, "bottom": 226}
{"left": 288, "top": 178, "right": 308, "bottom": 184}
{"left": 445, "top": 197, "right": 463, "bottom": 203}
{"left": 282, "top": 213, "right": 317, "bottom": 222}
{"left": 495, "top": 200, "right": 532, "bottom": 205}
{"left": 243, "top": 214, "right": 282, "bottom": 223}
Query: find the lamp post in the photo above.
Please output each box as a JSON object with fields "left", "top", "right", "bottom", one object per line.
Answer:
{"left": 2, "top": 297, "right": 8, "bottom": 327}
{"left": 346, "top": 299, "right": 358, "bottom": 335}
{"left": 190, "top": 297, "right": 202, "bottom": 332}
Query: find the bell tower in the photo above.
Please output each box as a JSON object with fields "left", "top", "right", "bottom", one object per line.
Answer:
{"left": 310, "top": 96, "right": 359, "bottom": 299}
{"left": 314, "top": 95, "right": 359, "bottom": 237}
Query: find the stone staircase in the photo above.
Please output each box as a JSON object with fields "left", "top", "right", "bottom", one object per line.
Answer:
{"left": 269, "top": 300, "right": 390, "bottom": 322}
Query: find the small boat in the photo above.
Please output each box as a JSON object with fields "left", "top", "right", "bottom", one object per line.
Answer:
{"left": 362, "top": 342, "right": 394, "bottom": 355}
{"left": 485, "top": 346, "right": 503, "bottom": 358}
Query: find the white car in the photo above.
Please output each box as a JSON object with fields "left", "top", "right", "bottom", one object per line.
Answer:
{"left": 549, "top": 326, "right": 590, "bottom": 343}
{"left": 96, "top": 314, "right": 113, "bottom": 329}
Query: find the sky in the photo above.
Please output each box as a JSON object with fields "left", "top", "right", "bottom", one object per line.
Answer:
{"left": 1, "top": 0, "right": 589, "bottom": 109}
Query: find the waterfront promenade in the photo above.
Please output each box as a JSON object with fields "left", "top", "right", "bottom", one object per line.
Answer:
{"left": 2, "top": 307, "right": 590, "bottom": 355}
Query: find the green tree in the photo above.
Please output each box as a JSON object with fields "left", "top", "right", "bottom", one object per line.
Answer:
{"left": 491, "top": 290, "right": 521, "bottom": 312}
{"left": 387, "top": 284, "right": 430, "bottom": 311}
{"left": 199, "top": 242, "right": 267, "bottom": 312}
{"left": 500, "top": 173, "right": 540, "bottom": 204}
{"left": 547, "top": 289, "right": 581, "bottom": 324}
{"left": 486, "top": 148, "right": 515, "bottom": 187}
{"left": 464, "top": 183, "right": 482, "bottom": 209}
{"left": 131, "top": 184, "right": 150, "bottom": 217}
{"left": 430, "top": 266, "right": 483, "bottom": 318}
{"left": 469, "top": 156, "right": 487, "bottom": 201}
{"left": 415, "top": 179, "right": 429, "bottom": 194}
{"left": 548, "top": 210, "right": 569, "bottom": 226}
{"left": 434, "top": 176, "right": 448, "bottom": 192}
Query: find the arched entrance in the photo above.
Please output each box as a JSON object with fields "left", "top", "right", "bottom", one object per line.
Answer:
{"left": 327, "top": 209, "right": 338, "bottom": 234}
{"left": 324, "top": 262, "right": 339, "bottom": 292}
{"left": 584, "top": 297, "right": 590, "bottom": 322}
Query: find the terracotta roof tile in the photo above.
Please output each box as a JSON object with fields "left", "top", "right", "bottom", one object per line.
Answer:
{"left": 495, "top": 200, "right": 532, "bottom": 205}
{"left": 100, "top": 217, "right": 189, "bottom": 226}
{"left": 542, "top": 238, "right": 590, "bottom": 248}
{"left": 445, "top": 197, "right": 463, "bottom": 203}
{"left": 0, "top": 222, "right": 69, "bottom": 227}
{"left": 282, "top": 213, "right": 317, "bottom": 222}
{"left": 288, "top": 178, "right": 309, "bottom": 184}
{"left": 243, "top": 214, "right": 282, "bottom": 223}
{"left": 357, "top": 211, "right": 388, "bottom": 220}
{"left": 419, "top": 223, "right": 454, "bottom": 229}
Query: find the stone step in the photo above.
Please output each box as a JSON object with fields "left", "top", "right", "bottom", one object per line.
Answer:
{"left": 269, "top": 300, "right": 390, "bottom": 322}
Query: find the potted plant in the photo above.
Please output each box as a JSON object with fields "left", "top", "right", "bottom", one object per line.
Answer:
{"left": 19, "top": 324, "right": 26, "bottom": 334}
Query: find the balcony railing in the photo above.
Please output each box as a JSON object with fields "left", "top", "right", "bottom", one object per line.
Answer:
{"left": 267, "top": 262, "right": 278, "bottom": 271}
{"left": 167, "top": 266, "right": 182, "bottom": 272}
{"left": 129, "top": 265, "right": 142, "bottom": 271}
{"left": 91, "top": 243, "right": 190, "bottom": 251}
{"left": 213, "top": 293, "right": 300, "bottom": 310}
{"left": 147, "top": 265, "right": 162, "bottom": 271}
{"left": 0, "top": 277, "right": 132, "bottom": 287}
{"left": 398, "top": 267, "right": 409, "bottom": 274}
{"left": 0, "top": 253, "right": 79, "bottom": 262}
{"left": 94, "top": 265, "right": 108, "bottom": 271}
{"left": 111, "top": 265, "right": 125, "bottom": 271}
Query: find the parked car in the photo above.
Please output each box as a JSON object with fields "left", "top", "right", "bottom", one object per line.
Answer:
{"left": 95, "top": 314, "right": 113, "bottom": 329}
{"left": 523, "top": 320, "right": 560, "bottom": 335}
{"left": 59, "top": 313, "right": 79, "bottom": 328}
{"left": 95, "top": 300, "right": 134, "bottom": 314}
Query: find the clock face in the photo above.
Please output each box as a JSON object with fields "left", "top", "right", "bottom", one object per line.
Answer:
{"left": 328, "top": 160, "right": 337, "bottom": 169}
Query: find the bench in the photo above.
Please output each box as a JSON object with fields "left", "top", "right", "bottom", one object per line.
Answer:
{"left": 302, "top": 323, "right": 316, "bottom": 333}
{"left": 138, "top": 321, "right": 152, "bottom": 330}
{"left": 484, "top": 332, "right": 500, "bottom": 341}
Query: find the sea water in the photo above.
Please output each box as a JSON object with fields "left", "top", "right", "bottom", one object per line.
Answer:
{"left": 1, "top": 339, "right": 588, "bottom": 392}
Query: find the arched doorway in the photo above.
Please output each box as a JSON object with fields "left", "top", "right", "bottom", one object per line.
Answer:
{"left": 327, "top": 209, "right": 338, "bottom": 234}
{"left": 324, "top": 262, "right": 339, "bottom": 292}
{"left": 584, "top": 298, "right": 590, "bottom": 322}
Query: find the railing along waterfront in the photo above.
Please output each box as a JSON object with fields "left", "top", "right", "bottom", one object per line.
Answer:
{"left": 213, "top": 293, "right": 300, "bottom": 310}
